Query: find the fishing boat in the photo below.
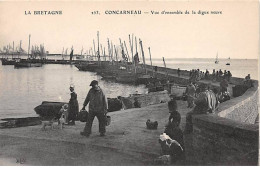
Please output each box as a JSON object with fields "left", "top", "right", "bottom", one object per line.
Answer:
{"left": 14, "top": 58, "right": 43, "bottom": 68}
{"left": 15, "top": 35, "right": 45, "bottom": 68}
{"left": 75, "top": 61, "right": 100, "bottom": 72}
{"left": 226, "top": 57, "right": 230, "bottom": 65}
{"left": 1, "top": 58, "right": 17, "bottom": 65}
{"left": 34, "top": 101, "right": 67, "bottom": 120}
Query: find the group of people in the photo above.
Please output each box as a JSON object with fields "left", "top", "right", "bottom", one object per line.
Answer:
{"left": 57, "top": 80, "right": 108, "bottom": 137}
{"left": 188, "top": 69, "right": 232, "bottom": 82}
{"left": 159, "top": 82, "right": 220, "bottom": 164}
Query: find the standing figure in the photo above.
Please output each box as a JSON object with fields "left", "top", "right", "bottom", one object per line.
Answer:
{"left": 220, "top": 77, "right": 229, "bottom": 94}
{"left": 184, "top": 83, "right": 219, "bottom": 134}
{"left": 80, "top": 80, "right": 108, "bottom": 137}
{"left": 185, "top": 81, "right": 196, "bottom": 108}
{"left": 177, "top": 68, "right": 181, "bottom": 77}
{"left": 167, "top": 95, "right": 181, "bottom": 125}
{"left": 68, "top": 85, "right": 79, "bottom": 125}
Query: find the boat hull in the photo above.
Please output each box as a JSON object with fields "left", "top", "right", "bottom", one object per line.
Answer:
{"left": 1, "top": 58, "right": 16, "bottom": 65}
{"left": 34, "top": 101, "right": 67, "bottom": 120}
{"left": 75, "top": 63, "right": 100, "bottom": 72}
{"left": 14, "top": 62, "right": 42, "bottom": 68}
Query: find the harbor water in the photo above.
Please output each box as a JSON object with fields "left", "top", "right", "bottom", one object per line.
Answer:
{"left": 0, "top": 57, "right": 258, "bottom": 118}
{"left": 0, "top": 63, "right": 147, "bottom": 118}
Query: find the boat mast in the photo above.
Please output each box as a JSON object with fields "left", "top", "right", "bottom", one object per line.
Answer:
{"left": 12, "top": 41, "right": 14, "bottom": 59}
{"left": 19, "top": 40, "right": 22, "bottom": 58}
{"left": 114, "top": 45, "right": 118, "bottom": 68}
{"left": 103, "top": 47, "right": 106, "bottom": 61}
{"left": 110, "top": 41, "right": 113, "bottom": 62}
{"left": 107, "top": 38, "right": 111, "bottom": 61}
{"left": 62, "top": 47, "right": 64, "bottom": 59}
{"left": 139, "top": 39, "right": 147, "bottom": 74}
{"left": 135, "top": 36, "right": 138, "bottom": 73}
{"left": 100, "top": 44, "right": 103, "bottom": 60}
{"left": 129, "top": 34, "right": 135, "bottom": 74}
{"left": 124, "top": 41, "right": 130, "bottom": 62}
{"left": 163, "top": 57, "right": 168, "bottom": 79}
{"left": 148, "top": 47, "right": 154, "bottom": 77}
{"left": 97, "top": 31, "right": 100, "bottom": 66}
{"left": 28, "top": 34, "right": 31, "bottom": 59}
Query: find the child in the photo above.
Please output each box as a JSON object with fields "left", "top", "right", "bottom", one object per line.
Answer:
{"left": 59, "top": 104, "right": 69, "bottom": 124}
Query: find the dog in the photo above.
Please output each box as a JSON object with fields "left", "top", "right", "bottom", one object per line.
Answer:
{"left": 146, "top": 119, "right": 158, "bottom": 130}
{"left": 58, "top": 113, "right": 66, "bottom": 129}
{"left": 41, "top": 113, "right": 66, "bottom": 130}
{"left": 41, "top": 120, "right": 55, "bottom": 130}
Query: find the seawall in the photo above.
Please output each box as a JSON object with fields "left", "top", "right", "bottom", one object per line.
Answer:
{"left": 191, "top": 84, "right": 259, "bottom": 165}
{"left": 143, "top": 63, "right": 259, "bottom": 165}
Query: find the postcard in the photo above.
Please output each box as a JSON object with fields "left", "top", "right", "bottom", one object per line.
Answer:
{"left": 0, "top": 0, "right": 259, "bottom": 166}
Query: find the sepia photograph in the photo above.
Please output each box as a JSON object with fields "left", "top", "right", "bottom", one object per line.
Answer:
{"left": 0, "top": 0, "right": 259, "bottom": 166}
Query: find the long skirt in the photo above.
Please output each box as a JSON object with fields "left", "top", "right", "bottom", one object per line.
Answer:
{"left": 68, "top": 100, "right": 79, "bottom": 121}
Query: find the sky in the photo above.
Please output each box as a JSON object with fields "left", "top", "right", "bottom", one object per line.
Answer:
{"left": 0, "top": 0, "right": 259, "bottom": 59}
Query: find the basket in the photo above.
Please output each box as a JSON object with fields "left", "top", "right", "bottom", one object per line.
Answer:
{"left": 78, "top": 110, "right": 88, "bottom": 122}
{"left": 106, "top": 116, "right": 111, "bottom": 126}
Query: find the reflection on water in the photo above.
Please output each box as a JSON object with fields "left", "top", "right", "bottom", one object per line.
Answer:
{"left": 0, "top": 64, "right": 147, "bottom": 118}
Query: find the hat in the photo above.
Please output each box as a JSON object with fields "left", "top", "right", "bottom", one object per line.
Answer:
{"left": 69, "top": 84, "right": 75, "bottom": 89}
{"left": 90, "top": 80, "right": 98, "bottom": 86}
{"left": 63, "top": 104, "right": 68, "bottom": 109}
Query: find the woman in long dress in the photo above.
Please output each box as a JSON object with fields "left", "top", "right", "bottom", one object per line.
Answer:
{"left": 68, "top": 85, "right": 79, "bottom": 125}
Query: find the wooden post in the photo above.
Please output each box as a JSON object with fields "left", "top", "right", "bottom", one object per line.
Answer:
{"left": 163, "top": 57, "right": 168, "bottom": 79}
{"left": 148, "top": 47, "right": 154, "bottom": 77}
{"left": 139, "top": 39, "right": 147, "bottom": 74}
{"left": 28, "top": 34, "right": 31, "bottom": 58}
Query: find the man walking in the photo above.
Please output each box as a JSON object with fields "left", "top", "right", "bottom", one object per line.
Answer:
{"left": 80, "top": 80, "right": 108, "bottom": 137}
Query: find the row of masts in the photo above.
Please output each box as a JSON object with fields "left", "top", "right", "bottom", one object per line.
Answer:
{"left": 62, "top": 31, "right": 168, "bottom": 76}
{"left": 1, "top": 32, "right": 169, "bottom": 77}
{"left": 1, "top": 35, "right": 46, "bottom": 59}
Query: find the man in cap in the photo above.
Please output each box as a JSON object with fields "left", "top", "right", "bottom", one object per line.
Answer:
{"left": 80, "top": 80, "right": 108, "bottom": 137}
{"left": 184, "top": 83, "right": 218, "bottom": 134}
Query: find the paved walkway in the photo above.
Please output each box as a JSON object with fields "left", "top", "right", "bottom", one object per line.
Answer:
{"left": 0, "top": 101, "right": 195, "bottom": 166}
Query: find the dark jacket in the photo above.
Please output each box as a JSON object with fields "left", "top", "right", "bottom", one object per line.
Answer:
{"left": 194, "top": 90, "right": 218, "bottom": 114}
{"left": 169, "top": 110, "right": 181, "bottom": 125}
{"left": 83, "top": 86, "right": 108, "bottom": 113}
{"left": 68, "top": 91, "right": 79, "bottom": 120}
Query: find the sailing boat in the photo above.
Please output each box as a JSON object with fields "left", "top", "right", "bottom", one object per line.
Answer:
{"left": 226, "top": 57, "right": 230, "bottom": 65}
{"left": 215, "top": 53, "right": 219, "bottom": 64}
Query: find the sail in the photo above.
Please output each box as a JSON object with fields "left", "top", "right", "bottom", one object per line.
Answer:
{"left": 215, "top": 52, "right": 219, "bottom": 64}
